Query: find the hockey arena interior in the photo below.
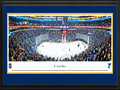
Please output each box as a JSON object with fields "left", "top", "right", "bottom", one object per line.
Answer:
{"left": 9, "top": 15, "right": 112, "bottom": 61}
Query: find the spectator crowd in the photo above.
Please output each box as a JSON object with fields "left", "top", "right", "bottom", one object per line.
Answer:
{"left": 9, "top": 16, "right": 111, "bottom": 61}
{"left": 9, "top": 28, "right": 111, "bottom": 61}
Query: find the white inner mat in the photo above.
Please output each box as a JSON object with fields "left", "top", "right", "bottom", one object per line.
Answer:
{"left": 37, "top": 41, "right": 88, "bottom": 60}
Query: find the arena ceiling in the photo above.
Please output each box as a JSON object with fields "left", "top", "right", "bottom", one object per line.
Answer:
{"left": 9, "top": 15, "right": 111, "bottom": 22}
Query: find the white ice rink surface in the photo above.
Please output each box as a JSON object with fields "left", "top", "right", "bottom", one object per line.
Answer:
{"left": 37, "top": 41, "right": 88, "bottom": 60}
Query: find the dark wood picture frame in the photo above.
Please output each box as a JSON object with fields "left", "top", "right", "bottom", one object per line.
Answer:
{"left": 0, "top": 0, "right": 120, "bottom": 89}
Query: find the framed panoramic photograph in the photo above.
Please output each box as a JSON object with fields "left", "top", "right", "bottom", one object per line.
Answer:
{"left": 7, "top": 13, "right": 113, "bottom": 74}
{"left": 0, "top": 0, "right": 120, "bottom": 89}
